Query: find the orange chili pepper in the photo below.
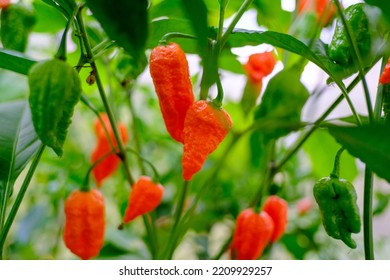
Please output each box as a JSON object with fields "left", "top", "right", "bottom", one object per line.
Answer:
{"left": 231, "top": 209, "right": 274, "bottom": 260}
{"left": 182, "top": 100, "right": 232, "bottom": 181}
{"left": 263, "top": 195, "right": 288, "bottom": 243}
{"left": 63, "top": 189, "right": 105, "bottom": 260}
{"left": 149, "top": 42, "right": 195, "bottom": 143}
{"left": 123, "top": 176, "right": 164, "bottom": 223}
{"left": 91, "top": 113, "right": 129, "bottom": 187}
{"left": 379, "top": 58, "right": 390, "bottom": 85}
{"left": 244, "top": 52, "right": 276, "bottom": 85}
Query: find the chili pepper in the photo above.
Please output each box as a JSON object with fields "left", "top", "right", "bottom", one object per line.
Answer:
{"left": 63, "top": 188, "right": 105, "bottom": 260}
{"left": 379, "top": 58, "right": 390, "bottom": 85}
{"left": 182, "top": 100, "right": 232, "bottom": 181}
{"left": 0, "top": 3, "right": 35, "bottom": 52}
{"left": 244, "top": 52, "right": 276, "bottom": 85}
{"left": 123, "top": 176, "right": 164, "bottom": 223}
{"left": 28, "top": 58, "right": 81, "bottom": 156}
{"left": 382, "top": 84, "right": 390, "bottom": 124}
{"left": 298, "top": 0, "right": 336, "bottom": 26}
{"left": 327, "top": 3, "right": 371, "bottom": 66}
{"left": 149, "top": 42, "right": 195, "bottom": 143}
{"left": 231, "top": 209, "right": 274, "bottom": 260}
{"left": 91, "top": 113, "right": 129, "bottom": 187}
{"left": 313, "top": 176, "right": 361, "bottom": 248}
{"left": 0, "top": 0, "right": 10, "bottom": 9}
{"left": 262, "top": 195, "right": 288, "bottom": 243}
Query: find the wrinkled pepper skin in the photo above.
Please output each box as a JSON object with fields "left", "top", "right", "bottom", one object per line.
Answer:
{"left": 63, "top": 189, "right": 105, "bottom": 260}
{"left": 231, "top": 209, "right": 274, "bottom": 260}
{"left": 182, "top": 100, "right": 232, "bottom": 181}
{"left": 149, "top": 43, "right": 195, "bottom": 143}
{"left": 327, "top": 3, "right": 371, "bottom": 65}
{"left": 313, "top": 176, "right": 361, "bottom": 249}
{"left": 123, "top": 176, "right": 164, "bottom": 223}
{"left": 263, "top": 195, "right": 288, "bottom": 243}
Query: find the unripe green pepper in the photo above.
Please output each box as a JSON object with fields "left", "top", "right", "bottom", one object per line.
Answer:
{"left": 313, "top": 175, "right": 361, "bottom": 249}
{"left": 0, "top": 3, "right": 35, "bottom": 52}
{"left": 327, "top": 3, "right": 371, "bottom": 65}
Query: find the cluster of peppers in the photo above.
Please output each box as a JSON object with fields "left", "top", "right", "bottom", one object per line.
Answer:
{"left": 63, "top": 114, "right": 165, "bottom": 260}
{"left": 231, "top": 196, "right": 288, "bottom": 260}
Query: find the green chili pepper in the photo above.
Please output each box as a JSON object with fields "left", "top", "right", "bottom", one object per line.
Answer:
{"left": 327, "top": 3, "right": 371, "bottom": 66}
{"left": 313, "top": 175, "right": 361, "bottom": 249}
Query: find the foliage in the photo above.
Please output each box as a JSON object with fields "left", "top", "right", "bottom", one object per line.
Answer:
{"left": 0, "top": 0, "right": 390, "bottom": 260}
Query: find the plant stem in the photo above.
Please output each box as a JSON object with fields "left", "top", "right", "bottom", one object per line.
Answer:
{"left": 75, "top": 7, "right": 158, "bottom": 257}
{"left": 275, "top": 74, "right": 362, "bottom": 172}
{"left": 330, "top": 148, "right": 344, "bottom": 179}
{"left": 220, "top": 0, "right": 254, "bottom": 49}
{"left": 363, "top": 166, "right": 374, "bottom": 260}
{"left": 165, "top": 180, "right": 189, "bottom": 259}
{"left": 0, "top": 144, "right": 45, "bottom": 259}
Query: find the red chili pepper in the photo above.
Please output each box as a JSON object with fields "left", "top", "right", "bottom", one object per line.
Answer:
{"left": 231, "top": 209, "right": 274, "bottom": 260}
{"left": 262, "top": 195, "right": 288, "bottom": 243}
{"left": 123, "top": 176, "right": 164, "bottom": 223}
{"left": 63, "top": 189, "right": 105, "bottom": 260}
{"left": 149, "top": 42, "right": 195, "bottom": 143}
{"left": 91, "top": 113, "right": 129, "bottom": 187}
{"left": 182, "top": 100, "right": 232, "bottom": 181}
{"left": 244, "top": 52, "right": 276, "bottom": 85}
{"left": 379, "top": 58, "right": 390, "bottom": 85}
{"left": 297, "top": 197, "right": 313, "bottom": 216}
{"left": 0, "top": 0, "right": 10, "bottom": 9}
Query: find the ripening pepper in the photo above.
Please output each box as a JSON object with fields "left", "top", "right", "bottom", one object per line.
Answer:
{"left": 91, "top": 113, "right": 129, "bottom": 187}
{"left": 262, "top": 195, "right": 288, "bottom": 243}
{"left": 244, "top": 52, "right": 276, "bottom": 85}
{"left": 123, "top": 176, "right": 164, "bottom": 223}
{"left": 313, "top": 176, "right": 361, "bottom": 249}
{"left": 149, "top": 42, "right": 195, "bottom": 143}
{"left": 327, "top": 3, "right": 371, "bottom": 66}
{"left": 63, "top": 189, "right": 105, "bottom": 260}
{"left": 231, "top": 209, "right": 274, "bottom": 260}
{"left": 182, "top": 100, "right": 232, "bottom": 181}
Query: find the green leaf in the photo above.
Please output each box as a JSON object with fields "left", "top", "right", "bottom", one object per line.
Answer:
{"left": 0, "top": 100, "right": 41, "bottom": 219}
{"left": 41, "top": 0, "right": 76, "bottom": 19}
{"left": 181, "top": 0, "right": 208, "bottom": 57}
{"left": 32, "top": 1, "right": 67, "bottom": 33}
{"left": 254, "top": 67, "right": 309, "bottom": 140}
{"left": 304, "top": 129, "right": 358, "bottom": 181}
{"left": 328, "top": 124, "right": 390, "bottom": 183}
{"left": 226, "top": 29, "right": 363, "bottom": 82}
{"left": 0, "top": 49, "right": 36, "bottom": 75}
{"left": 85, "top": 0, "right": 148, "bottom": 62}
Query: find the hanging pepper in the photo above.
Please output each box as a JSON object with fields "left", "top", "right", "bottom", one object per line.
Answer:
{"left": 244, "top": 52, "right": 276, "bottom": 86}
{"left": 63, "top": 188, "right": 105, "bottom": 260}
{"left": 231, "top": 209, "right": 274, "bottom": 260}
{"left": 313, "top": 176, "right": 361, "bottom": 248}
{"left": 149, "top": 42, "right": 195, "bottom": 143}
{"left": 327, "top": 3, "right": 371, "bottom": 66}
{"left": 262, "top": 195, "right": 288, "bottom": 243}
{"left": 182, "top": 100, "right": 232, "bottom": 181}
{"left": 123, "top": 176, "right": 164, "bottom": 223}
{"left": 91, "top": 113, "right": 129, "bottom": 187}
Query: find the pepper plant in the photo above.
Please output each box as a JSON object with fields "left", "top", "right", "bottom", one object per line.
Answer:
{"left": 0, "top": 0, "right": 390, "bottom": 260}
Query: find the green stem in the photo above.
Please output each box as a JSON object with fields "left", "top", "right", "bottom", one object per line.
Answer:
{"left": 55, "top": 5, "right": 80, "bottom": 61}
{"left": 159, "top": 32, "right": 197, "bottom": 45}
{"left": 125, "top": 147, "right": 160, "bottom": 182}
{"left": 220, "top": 0, "right": 254, "bottom": 49}
{"left": 330, "top": 148, "right": 344, "bottom": 179}
{"left": 363, "top": 166, "right": 374, "bottom": 260}
{"left": 333, "top": 0, "right": 373, "bottom": 122}
{"left": 213, "top": 75, "right": 224, "bottom": 108}
{"left": 275, "top": 74, "right": 362, "bottom": 172}
{"left": 217, "top": 0, "right": 227, "bottom": 43}
{"left": 165, "top": 180, "right": 189, "bottom": 260}
{"left": 212, "top": 234, "right": 232, "bottom": 260}
{"left": 0, "top": 144, "right": 45, "bottom": 259}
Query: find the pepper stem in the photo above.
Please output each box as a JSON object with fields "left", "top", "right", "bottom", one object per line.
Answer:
{"left": 330, "top": 148, "right": 345, "bottom": 179}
